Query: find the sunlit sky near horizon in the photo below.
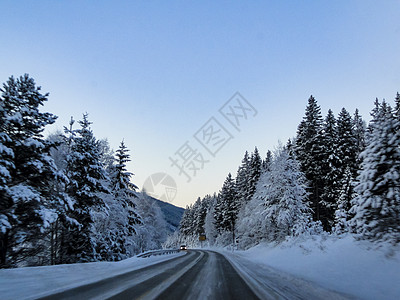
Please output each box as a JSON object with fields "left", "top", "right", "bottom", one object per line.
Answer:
{"left": 1, "top": 1, "right": 400, "bottom": 208}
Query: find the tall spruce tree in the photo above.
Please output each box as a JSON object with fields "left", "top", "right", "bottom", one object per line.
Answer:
{"left": 214, "top": 173, "right": 238, "bottom": 234}
{"left": 261, "top": 147, "right": 312, "bottom": 241}
{"left": 113, "top": 141, "right": 140, "bottom": 233}
{"left": 336, "top": 108, "right": 359, "bottom": 224}
{"left": 334, "top": 167, "right": 354, "bottom": 234}
{"left": 204, "top": 194, "right": 218, "bottom": 245}
{"left": 394, "top": 92, "right": 400, "bottom": 121}
{"left": 351, "top": 100, "right": 400, "bottom": 244}
{"left": 103, "top": 140, "right": 141, "bottom": 260}
{"left": 295, "top": 96, "right": 325, "bottom": 226}
{"left": 179, "top": 204, "right": 195, "bottom": 236}
{"left": 193, "top": 197, "right": 208, "bottom": 236}
{"left": 0, "top": 74, "right": 69, "bottom": 268}
{"left": 262, "top": 150, "right": 272, "bottom": 171}
{"left": 247, "top": 147, "right": 262, "bottom": 201}
{"left": 353, "top": 108, "right": 366, "bottom": 158}
{"left": 63, "top": 114, "right": 109, "bottom": 263}
{"left": 320, "top": 109, "right": 341, "bottom": 231}
{"left": 235, "top": 151, "right": 250, "bottom": 206}
{"left": 337, "top": 108, "right": 358, "bottom": 177}
{"left": 235, "top": 148, "right": 262, "bottom": 209}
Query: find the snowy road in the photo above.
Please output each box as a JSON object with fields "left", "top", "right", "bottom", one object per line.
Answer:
{"left": 37, "top": 250, "right": 257, "bottom": 300}
{"left": 35, "top": 250, "right": 352, "bottom": 300}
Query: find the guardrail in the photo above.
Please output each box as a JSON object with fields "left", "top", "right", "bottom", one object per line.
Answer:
{"left": 136, "top": 249, "right": 181, "bottom": 258}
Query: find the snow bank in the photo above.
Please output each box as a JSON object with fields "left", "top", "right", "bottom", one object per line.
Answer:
{"left": 231, "top": 235, "right": 400, "bottom": 300}
{"left": 0, "top": 252, "right": 184, "bottom": 300}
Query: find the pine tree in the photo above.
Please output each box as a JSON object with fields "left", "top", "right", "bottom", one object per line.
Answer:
{"left": 113, "top": 141, "right": 140, "bottom": 233}
{"left": 333, "top": 167, "right": 354, "bottom": 234}
{"left": 214, "top": 173, "right": 239, "bottom": 246}
{"left": 193, "top": 196, "right": 208, "bottom": 236}
{"left": 351, "top": 101, "right": 400, "bottom": 244}
{"left": 235, "top": 148, "right": 262, "bottom": 211}
{"left": 98, "top": 139, "right": 115, "bottom": 174}
{"left": 285, "top": 139, "right": 295, "bottom": 157}
{"left": 99, "top": 140, "right": 141, "bottom": 260}
{"left": 262, "top": 150, "right": 272, "bottom": 171}
{"left": 0, "top": 74, "right": 69, "bottom": 267}
{"left": 63, "top": 114, "right": 109, "bottom": 263}
{"left": 179, "top": 204, "right": 195, "bottom": 236}
{"left": 337, "top": 108, "right": 358, "bottom": 177}
{"left": 353, "top": 108, "right": 366, "bottom": 157}
{"left": 204, "top": 194, "right": 217, "bottom": 246}
{"left": 214, "top": 173, "right": 238, "bottom": 233}
{"left": 295, "top": 96, "right": 325, "bottom": 224}
{"left": 236, "top": 169, "right": 268, "bottom": 249}
{"left": 368, "top": 98, "right": 381, "bottom": 133}
{"left": 394, "top": 92, "right": 400, "bottom": 121}
{"left": 319, "top": 109, "right": 341, "bottom": 231}
{"left": 235, "top": 151, "right": 250, "bottom": 206}
{"left": 247, "top": 147, "right": 262, "bottom": 202}
{"left": 262, "top": 147, "right": 312, "bottom": 241}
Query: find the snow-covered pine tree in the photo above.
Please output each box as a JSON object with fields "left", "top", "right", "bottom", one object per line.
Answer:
{"left": 213, "top": 173, "right": 239, "bottom": 245}
{"left": 204, "top": 194, "right": 218, "bottom": 246}
{"left": 351, "top": 100, "right": 400, "bottom": 244}
{"left": 194, "top": 196, "right": 208, "bottom": 236}
{"left": 368, "top": 98, "right": 381, "bottom": 133}
{"left": 336, "top": 108, "right": 359, "bottom": 227}
{"left": 235, "top": 151, "right": 250, "bottom": 206}
{"left": 234, "top": 148, "right": 262, "bottom": 210}
{"left": 247, "top": 147, "right": 262, "bottom": 202}
{"left": 0, "top": 84, "right": 13, "bottom": 267}
{"left": 262, "top": 150, "right": 272, "bottom": 171}
{"left": 113, "top": 141, "right": 140, "bottom": 254}
{"left": 190, "top": 197, "right": 201, "bottom": 236}
{"left": 295, "top": 96, "right": 325, "bottom": 225}
{"left": 98, "top": 138, "right": 116, "bottom": 175}
{"left": 96, "top": 140, "right": 141, "bottom": 261}
{"left": 337, "top": 108, "right": 358, "bottom": 177}
{"left": 262, "top": 147, "right": 312, "bottom": 241}
{"left": 0, "top": 74, "right": 70, "bottom": 268}
{"left": 285, "top": 139, "right": 295, "bottom": 157}
{"left": 236, "top": 148, "right": 274, "bottom": 248}
{"left": 394, "top": 92, "right": 400, "bottom": 121}
{"left": 320, "top": 109, "right": 341, "bottom": 231}
{"left": 353, "top": 108, "right": 366, "bottom": 158}
{"left": 63, "top": 113, "right": 109, "bottom": 263}
{"left": 179, "top": 204, "right": 195, "bottom": 237}
{"left": 333, "top": 167, "right": 354, "bottom": 235}
{"left": 42, "top": 131, "right": 79, "bottom": 265}
{"left": 236, "top": 168, "right": 269, "bottom": 249}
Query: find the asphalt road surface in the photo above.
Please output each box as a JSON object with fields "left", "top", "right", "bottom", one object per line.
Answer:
{"left": 38, "top": 250, "right": 351, "bottom": 300}
{"left": 37, "top": 250, "right": 258, "bottom": 300}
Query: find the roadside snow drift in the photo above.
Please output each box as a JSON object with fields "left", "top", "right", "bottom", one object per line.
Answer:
{"left": 225, "top": 234, "right": 400, "bottom": 300}
{"left": 0, "top": 252, "right": 184, "bottom": 300}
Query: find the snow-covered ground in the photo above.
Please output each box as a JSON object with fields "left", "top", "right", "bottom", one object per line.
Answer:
{"left": 1, "top": 236, "right": 399, "bottom": 300}
{"left": 222, "top": 234, "right": 400, "bottom": 300}
{"left": 0, "top": 252, "right": 185, "bottom": 300}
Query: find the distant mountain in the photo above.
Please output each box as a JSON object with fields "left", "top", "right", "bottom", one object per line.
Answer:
{"left": 152, "top": 198, "right": 184, "bottom": 233}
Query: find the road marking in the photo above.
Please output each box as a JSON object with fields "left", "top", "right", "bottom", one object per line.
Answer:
{"left": 138, "top": 251, "right": 205, "bottom": 300}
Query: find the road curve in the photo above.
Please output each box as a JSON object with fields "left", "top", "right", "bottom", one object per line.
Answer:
{"left": 37, "top": 250, "right": 259, "bottom": 300}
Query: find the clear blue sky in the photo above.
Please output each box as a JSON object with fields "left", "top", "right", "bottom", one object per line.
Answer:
{"left": 1, "top": 1, "right": 399, "bottom": 208}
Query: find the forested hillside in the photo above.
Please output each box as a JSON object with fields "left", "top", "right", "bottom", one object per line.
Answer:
{"left": 173, "top": 94, "right": 400, "bottom": 249}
